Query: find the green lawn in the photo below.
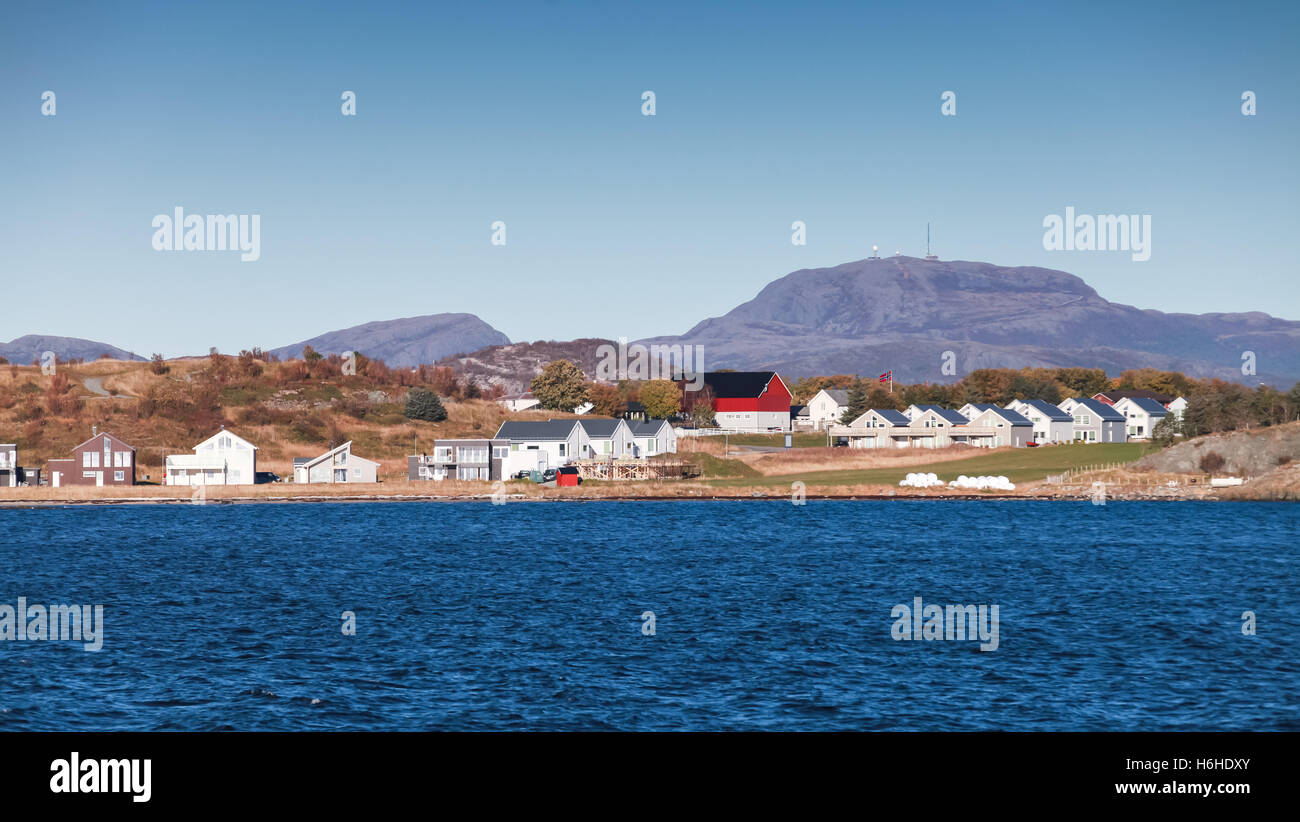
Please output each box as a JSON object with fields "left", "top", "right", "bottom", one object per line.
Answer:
{"left": 723, "top": 432, "right": 832, "bottom": 448}
{"left": 702, "top": 442, "right": 1151, "bottom": 488}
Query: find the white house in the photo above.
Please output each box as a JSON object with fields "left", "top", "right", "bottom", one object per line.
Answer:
{"left": 577, "top": 418, "right": 634, "bottom": 458}
{"left": 1058, "top": 398, "right": 1127, "bottom": 443}
{"left": 806, "top": 389, "right": 850, "bottom": 429}
{"left": 0, "top": 443, "right": 16, "bottom": 487}
{"left": 630, "top": 419, "right": 677, "bottom": 457}
{"left": 494, "top": 420, "right": 590, "bottom": 475}
{"left": 498, "top": 392, "right": 540, "bottom": 412}
{"left": 1006, "top": 399, "right": 1073, "bottom": 444}
{"left": 1113, "top": 396, "right": 1169, "bottom": 440}
{"left": 838, "top": 408, "right": 912, "bottom": 448}
{"left": 165, "top": 429, "right": 259, "bottom": 486}
{"left": 1166, "top": 396, "right": 1188, "bottom": 422}
{"left": 293, "top": 441, "right": 379, "bottom": 484}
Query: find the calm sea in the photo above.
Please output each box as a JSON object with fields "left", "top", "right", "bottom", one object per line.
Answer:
{"left": 1, "top": 500, "right": 1296, "bottom": 731}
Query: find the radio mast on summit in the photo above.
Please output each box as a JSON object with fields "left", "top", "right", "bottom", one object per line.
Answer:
{"left": 925, "top": 222, "right": 939, "bottom": 260}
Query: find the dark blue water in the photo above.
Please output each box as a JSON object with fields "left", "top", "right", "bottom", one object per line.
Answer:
{"left": 1, "top": 500, "right": 1296, "bottom": 730}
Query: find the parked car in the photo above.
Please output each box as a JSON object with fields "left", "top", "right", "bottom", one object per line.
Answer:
{"left": 513, "top": 469, "right": 532, "bottom": 480}
{"left": 540, "top": 468, "right": 558, "bottom": 483}
{"left": 255, "top": 471, "right": 282, "bottom": 484}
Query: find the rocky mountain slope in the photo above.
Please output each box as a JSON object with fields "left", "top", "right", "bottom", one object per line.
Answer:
{"left": 637, "top": 256, "right": 1300, "bottom": 384}
{"left": 269, "top": 313, "right": 510, "bottom": 368}
{"left": 0, "top": 335, "right": 145, "bottom": 364}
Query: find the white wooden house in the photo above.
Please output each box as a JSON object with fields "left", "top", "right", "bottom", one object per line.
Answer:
{"left": 630, "top": 419, "right": 677, "bottom": 457}
{"left": 1113, "top": 396, "right": 1169, "bottom": 440}
{"left": 806, "top": 389, "right": 850, "bottom": 429}
{"left": 165, "top": 429, "right": 259, "bottom": 486}
{"left": 1006, "top": 399, "right": 1073, "bottom": 444}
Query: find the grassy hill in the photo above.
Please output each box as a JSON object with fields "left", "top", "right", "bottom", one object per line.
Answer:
{"left": 0, "top": 355, "right": 585, "bottom": 481}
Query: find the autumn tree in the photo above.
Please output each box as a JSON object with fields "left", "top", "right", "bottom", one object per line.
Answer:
{"left": 530, "top": 360, "right": 590, "bottom": 411}
{"left": 588, "top": 382, "right": 626, "bottom": 417}
{"left": 639, "top": 379, "right": 682, "bottom": 419}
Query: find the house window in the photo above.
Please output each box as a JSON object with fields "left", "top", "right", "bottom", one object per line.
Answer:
{"left": 353, "top": 467, "right": 361, "bottom": 478}
{"left": 83, "top": 452, "right": 93, "bottom": 467}
{"left": 493, "top": 447, "right": 508, "bottom": 459}
{"left": 114, "top": 471, "right": 125, "bottom": 482}
{"left": 559, "top": 444, "right": 566, "bottom": 456}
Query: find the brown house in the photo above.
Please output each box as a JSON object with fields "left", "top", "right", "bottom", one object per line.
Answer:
{"left": 46, "top": 431, "right": 137, "bottom": 488}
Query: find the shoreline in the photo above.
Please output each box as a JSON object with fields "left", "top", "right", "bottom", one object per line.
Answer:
{"left": 0, "top": 487, "right": 1274, "bottom": 506}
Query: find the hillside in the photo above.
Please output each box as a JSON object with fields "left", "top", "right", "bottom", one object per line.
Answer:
{"left": 268, "top": 313, "right": 510, "bottom": 368}
{"left": 435, "top": 338, "right": 615, "bottom": 395}
{"left": 1134, "top": 421, "right": 1300, "bottom": 477}
{"left": 0, "top": 356, "right": 583, "bottom": 482}
{"left": 638, "top": 256, "right": 1300, "bottom": 384}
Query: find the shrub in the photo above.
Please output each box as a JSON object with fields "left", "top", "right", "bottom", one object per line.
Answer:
{"left": 1199, "top": 451, "right": 1226, "bottom": 473}
{"left": 405, "top": 388, "right": 447, "bottom": 422}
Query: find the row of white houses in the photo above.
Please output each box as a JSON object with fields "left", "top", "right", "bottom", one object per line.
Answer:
{"left": 409, "top": 418, "right": 678, "bottom": 481}
{"left": 827, "top": 396, "right": 1177, "bottom": 449}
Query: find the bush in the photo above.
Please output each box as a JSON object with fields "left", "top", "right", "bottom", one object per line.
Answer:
{"left": 1199, "top": 451, "right": 1226, "bottom": 473}
{"left": 404, "top": 388, "right": 448, "bottom": 422}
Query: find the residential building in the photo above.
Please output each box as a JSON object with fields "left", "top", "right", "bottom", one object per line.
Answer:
{"left": 498, "top": 392, "right": 540, "bottom": 412}
{"left": 621, "top": 401, "right": 648, "bottom": 423}
{"left": 806, "top": 389, "right": 850, "bottom": 429}
{"left": 1113, "top": 396, "right": 1169, "bottom": 440}
{"left": 1059, "top": 398, "right": 1127, "bottom": 443}
{"left": 409, "top": 438, "right": 509, "bottom": 481}
{"left": 45, "top": 431, "right": 137, "bottom": 488}
{"left": 684, "top": 371, "right": 792, "bottom": 432}
{"left": 1092, "top": 389, "right": 1174, "bottom": 407}
{"left": 1006, "top": 398, "right": 1073, "bottom": 444}
{"left": 904, "top": 404, "right": 970, "bottom": 425}
{"left": 630, "top": 419, "right": 677, "bottom": 457}
{"left": 294, "top": 441, "right": 379, "bottom": 484}
{"left": 494, "top": 420, "right": 590, "bottom": 475}
{"left": 1166, "top": 396, "right": 1188, "bottom": 422}
{"left": 790, "top": 404, "right": 811, "bottom": 429}
{"left": 165, "top": 428, "right": 259, "bottom": 486}
{"left": 0, "top": 443, "right": 16, "bottom": 487}
{"left": 578, "top": 418, "right": 634, "bottom": 458}
{"left": 963, "top": 407, "right": 1034, "bottom": 448}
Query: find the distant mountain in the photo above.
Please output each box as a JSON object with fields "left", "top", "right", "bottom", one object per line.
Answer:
{"left": 435, "top": 338, "right": 615, "bottom": 395}
{"left": 637, "top": 257, "right": 1300, "bottom": 385}
{"left": 0, "top": 335, "right": 144, "bottom": 364}
{"left": 269, "top": 313, "right": 511, "bottom": 368}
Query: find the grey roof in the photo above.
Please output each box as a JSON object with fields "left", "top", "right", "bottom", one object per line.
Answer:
{"left": 630, "top": 419, "right": 670, "bottom": 436}
{"left": 1015, "top": 399, "right": 1072, "bottom": 422}
{"left": 1066, "top": 398, "right": 1125, "bottom": 421}
{"left": 494, "top": 420, "right": 581, "bottom": 441}
{"left": 914, "top": 405, "right": 969, "bottom": 425}
{"left": 825, "top": 389, "right": 849, "bottom": 405}
{"left": 978, "top": 406, "right": 1032, "bottom": 426}
{"left": 293, "top": 457, "right": 311, "bottom": 466}
{"left": 870, "top": 408, "right": 911, "bottom": 425}
{"left": 577, "top": 419, "right": 625, "bottom": 439}
{"left": 791, "top": 404, "right": 809, "bottom": 417}
{"left": 1121, "top": 397, "right": 1170, "bottom": 415}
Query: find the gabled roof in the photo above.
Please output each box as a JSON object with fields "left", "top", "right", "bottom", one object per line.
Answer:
{"left": 194, "top": 429, "right": 259, "bottom": 451}
{"left": 913, "top": 405, "right": 968, "bottom": 425}
{"left": 695, "top": 371, "right": 784, "bottom": 399}
{"left": 1065, "top": 398, "right": 1125, "bottom": 421}
{"left": 791, "top": 404, "right": 809, "bottom": 417}
{"left": 630, "top": 419, "right": 671, "bottom": 436}
{"left": 1094, "top": 389, "right": 1173, "bottom": 404}
{"left": 823, "top": 389, "right": 849, "bottom": 405}
{"left": 70, "top": 431, "right": 136, "bottom": 452}
{"left": 494, "top": 420, "right": 582, "bottom": 441}
{"left": 1014, "top": 399, "right": 1072, "bottom": 422}
{"left": 577, "top": 418, "right": 628, "bottom": 439}
{"left": 975, "top": 407, "right": 1032, "bottom": 426}
{"left": 1117, "top": 396, "right": 1170, "bottom": 415}
{"left": 867, "top": 408, "right": 911, "bottom": 425}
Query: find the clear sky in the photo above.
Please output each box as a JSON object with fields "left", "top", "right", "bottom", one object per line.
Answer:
{"left": 3, "top": 0, "right": 1297, "bottom": 357}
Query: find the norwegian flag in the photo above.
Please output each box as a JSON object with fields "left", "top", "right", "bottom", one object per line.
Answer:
{"left": 878, "top": 371, "right": 892, "bottom": 383}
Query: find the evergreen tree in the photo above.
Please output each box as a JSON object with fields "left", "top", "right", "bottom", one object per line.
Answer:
{"left": 405, "top": 388, "right": 448, "bottom": 422}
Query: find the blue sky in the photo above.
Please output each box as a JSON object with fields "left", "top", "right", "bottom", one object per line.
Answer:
{"left": 3, "top": 0, "right": 1297, "bottom": 357}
